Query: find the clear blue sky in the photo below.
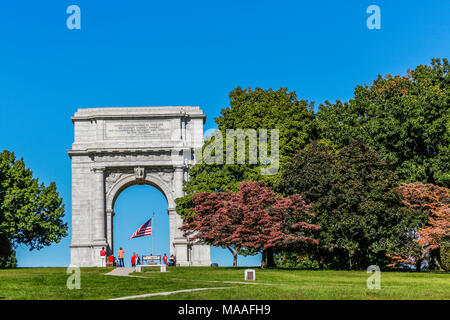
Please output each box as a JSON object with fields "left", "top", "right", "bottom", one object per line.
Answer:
{"left": 0, "top": 1, "right": 448, "bottom": 267}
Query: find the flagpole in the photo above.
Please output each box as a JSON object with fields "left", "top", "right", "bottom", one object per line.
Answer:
{"left": 152, "top": 212, "right": 155, "bottom": 256}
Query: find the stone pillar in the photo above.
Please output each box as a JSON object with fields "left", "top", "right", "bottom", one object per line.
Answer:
{"left": 106, "top": 209, "right": 114, "bottom": 255}
{"left": 168, "top": 208, "right": 176, "bottom": 257}
{"left": 174, "top": 166, "right": 184, "bottom": 198}
{"left": 174, "top": 240, "right": 189, "bottom": 266}
{"left": 190, "top": 242, "right": 212, "bottom": 266}
{"left": 92, "top": 167, "right": 107, "bottom": 266}
{"left": 172, "top": 166, "right": 190, "bottom": 266}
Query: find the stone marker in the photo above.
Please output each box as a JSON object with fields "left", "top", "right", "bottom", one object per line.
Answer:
{"left": 245, "top": 269, "right": 255, "bottom": 281}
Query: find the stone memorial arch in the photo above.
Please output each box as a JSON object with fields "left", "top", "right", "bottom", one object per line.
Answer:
{"left": 68, "top": 107, "right": 211, "bottom": 267}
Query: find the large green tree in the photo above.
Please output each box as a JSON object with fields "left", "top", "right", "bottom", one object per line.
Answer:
{"left": 216, "top": 87, "right": 317, "bottom": 165}
{"left": 176, "top": 86, "right": 317, "bottom": 218}
{"left": 0, "top": 150, "right": 68, "bottom": 268}
{"left": 317, "top": 58, "right": 450, "bottom": 188}
{"left": 278, "top": 140, "right": 417, "bottom": 269}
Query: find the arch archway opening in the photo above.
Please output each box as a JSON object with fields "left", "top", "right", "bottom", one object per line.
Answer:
{"left": 112, "top": 184, "right": 170, "bottom": 267}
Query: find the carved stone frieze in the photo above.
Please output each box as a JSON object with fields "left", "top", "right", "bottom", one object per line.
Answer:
{"left": 92, "top": 150, "right": 172, "bottom": 163}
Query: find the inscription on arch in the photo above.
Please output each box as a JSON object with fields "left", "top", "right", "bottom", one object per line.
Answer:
{"left": 104, "top": 119, "right": 172, "bottom": 139}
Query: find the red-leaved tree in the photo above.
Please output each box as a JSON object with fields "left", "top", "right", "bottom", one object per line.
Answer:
{"left": 182, "top": 181, "right": 320, "bottom": 268}
{"left": 180, "top": 191, "right": 244, "bottom": 267}
{"left": 391, "top": 183, "right": 450, "bottom": 270}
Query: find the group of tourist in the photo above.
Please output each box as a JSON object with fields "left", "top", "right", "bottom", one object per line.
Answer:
{"left": 99, "top": 247, "right": 176, "bottom": 267}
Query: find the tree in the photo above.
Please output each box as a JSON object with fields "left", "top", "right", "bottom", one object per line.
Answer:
{"left": 276, "top": 141, "right": 335, "bottom": 268}
{"left": 279, "top": 140, "right": 413, "bottom": 270}
{"left": 180, "top": 191, "right": 245, "bottom": 267}
{"left": 181, "top": 181, "right": 319, "bottom": 268}
{"left": 176, "top": 86, "right": 317, "bottom": 218}
{"left": 317, "top": 58, "right": 450, "bottom": 188}
{"left": 0, "top": 150, "right": 68, "bottom": 267}
{"left": 0, "top": 232, "right": 15, "bottom": 268}
{"left": 216, "top": 87, "right": 317, "bottom": 168}
{"left": 233, "top": 181, "right": 319, "bottom": 268}
{"left": 391, "top": 183, "right": 450, "bottom": 270}
{"left": 413, "top": 185, "right": 450, "bottom": 252}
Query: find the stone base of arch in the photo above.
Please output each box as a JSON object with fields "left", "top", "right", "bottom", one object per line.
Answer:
{"left": 69, "top": 242, "right": 211, "bottom": 267}
{"left": 68, "top": 169, "right": 213, "bottom": 268}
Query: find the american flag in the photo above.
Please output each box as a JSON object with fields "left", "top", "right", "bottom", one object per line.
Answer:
{"left": 128, "top": 218, "right": 152, "bottom": 240}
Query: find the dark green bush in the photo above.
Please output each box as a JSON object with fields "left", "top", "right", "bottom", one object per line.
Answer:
{"left": 441, "top": 243, "right": 450, "bottom": 271}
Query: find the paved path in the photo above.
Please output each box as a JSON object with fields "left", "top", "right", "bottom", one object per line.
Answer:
{"left": 108, "top": 287, "right": 233, "bottom": 300}
{"left": 104, "top": 267, "right": 136, "bottom": 277}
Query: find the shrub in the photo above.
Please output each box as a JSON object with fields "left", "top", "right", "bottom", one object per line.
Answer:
{"left": 441, "top": 243, "right": 450, "bottom": 271}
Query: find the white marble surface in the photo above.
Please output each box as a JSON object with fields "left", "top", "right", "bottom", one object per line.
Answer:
{"left": 69, "top": 106, "right": 211, "bottom": 267}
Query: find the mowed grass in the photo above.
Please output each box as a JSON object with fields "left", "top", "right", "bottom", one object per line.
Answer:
{"left": 0, "top": 267, "right": 241, "bottom": 300}
{"left": 0, "top": 267, "right": 448, "bottom": 300}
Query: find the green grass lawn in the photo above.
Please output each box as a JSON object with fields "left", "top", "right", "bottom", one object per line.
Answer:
{"left": 0, "top": 267, "right": 448, "bottom": 300}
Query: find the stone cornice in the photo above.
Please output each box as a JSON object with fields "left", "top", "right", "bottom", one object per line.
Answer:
{"left": 71, "top": 106, "right": 206, "bottom": 123}
{"left": 67, "top": 147, "right": 192, "bottom": 157}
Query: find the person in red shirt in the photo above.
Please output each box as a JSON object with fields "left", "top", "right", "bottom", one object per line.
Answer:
{"left": 108, "top": 255, "right": 115, "bottom": 267}
{"left": 100, "top": 247, "right": 106, "bottom": 267}
{"left": 163, "top": 253, "right": 168, "bottom": 265}
{"left": 131, "top": 252, "right": 136, "bottom": 267}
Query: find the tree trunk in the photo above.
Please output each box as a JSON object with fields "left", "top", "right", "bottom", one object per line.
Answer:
{"left": 430, "top": 248, "right": 442, "bottom": 271}
{"left": 261, "top": 250, "right": 267, "bottom": 269}
{"left": 228, "top": 247, "right": 238, "bottom": 268}
{"left": 433, "top": 255, "right": 442, "bottom": 271}
{"left": 416, "top": 258, "right": 422, "bottom": 272}
{"left": 266, "top": 247, "right": 275, "bottom": 268}
{"left": 348, "top": 252, "right": 353, "bottom": 270}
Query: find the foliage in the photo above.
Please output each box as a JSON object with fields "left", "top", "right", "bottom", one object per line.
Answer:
{"left": 175, "top": 162, "right": 259, "bottom": 218}
{"left": 180, "top": 191, "right": 246, "bottom": 267}
{"left": 0, "top": 250, "right": 17, "bottom": 268}
{"left": 390, "top": 183, "right": 450, "bottom": 270}
{"left": 0, "top": 231, "right": 16, "bottom": 268}
{"left": 441, "top": 243, "right": 450, "bottom": 271}
{"left": 275, "top": 252, "right": 320, "bottom": 270}
{"left": 175, "top": 59, "right": 450, "bottom": 271}
{"left": 0, "top": 150, "right": 68, "bottom": 267}
{"left": 0, "top": 230, "right": 10, "bottom": 257}
{"left": 413, "top": 185, "right": 450, "bottom": 250}
{"left": 278, "top": 140, "right": 414, "bottom": 270}
{"left": 181, "top": 181, "right": 319, "bottom": 268}
{"left": 215, "top": 87, "right": 317, "bottom": 167}
{"left": 317, "top": 58, "right": 450, "bottom": 188}
{"left": 176, "top": 87, "right": 317, "bottom": 218}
